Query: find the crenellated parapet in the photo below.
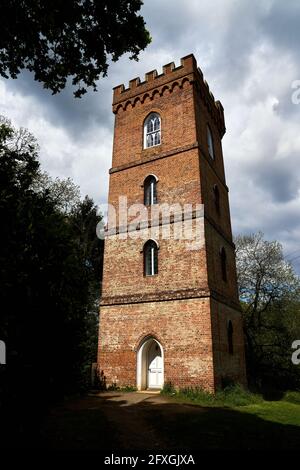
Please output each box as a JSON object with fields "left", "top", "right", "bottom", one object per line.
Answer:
{"left": 112, "top": 54, "right": 226, "bottom": 137}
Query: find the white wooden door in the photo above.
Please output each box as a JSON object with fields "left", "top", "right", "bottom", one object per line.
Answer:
{"left": 147, "top": 342, "right": 163, "bottom": 388}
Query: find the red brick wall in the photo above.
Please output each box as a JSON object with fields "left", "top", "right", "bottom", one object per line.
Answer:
{"left": 112, "top": 79, "right": 197, "bottom": 169}
{"left": 204, "top": 221, "right": 239, "bottom": 304}
{"left": 210, "top": 298, "right": 247, "bottom": 388}
{"left": 98, "top": 54, "right": 247, "bottom": 392}
{"left": 107, "top": 147, "right": 202, "bottom": 229}
{"left": 98, "top": 298, "right": 215, "bottom": 392}
{"left": 101, "top": 221, "right": 208, "bottom": 301}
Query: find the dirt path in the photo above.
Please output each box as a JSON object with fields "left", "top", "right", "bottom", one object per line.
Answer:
{"left": 94, "top": 392, "right": 172, "bottom": 449}
{"left": 40, "top": 391, "right": 177, "bottom": 450}
{"left": 39, "top": 391, "right": 300, "bottom": 450}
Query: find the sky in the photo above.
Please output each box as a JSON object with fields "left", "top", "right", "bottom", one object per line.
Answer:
{"left": 1, "top": 0, "right": 300, "bottom": 271}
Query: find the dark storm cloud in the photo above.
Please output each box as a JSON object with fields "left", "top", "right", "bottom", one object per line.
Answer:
{"left": 261, "top": 1, "right": 300, "bottom": 53}
{"left": 233, "top": 200, "right": 300, "bottom": 240}
{"left": 249, "top": 157, "right": 300, "bottom": 203}
{"left": 6, "top": 69, "right": 114, "bottom": 140}
{"left": 266, "top": 206, "right": 300, "bottom": 234}
{"left": 209, "top": 4, "right": 264, "bottom": 85}
{"left": 142, "top": 0, "right": 265, "bottom": 88}
{"left": 141, "top": 1, "right": 197, "bottom": 49}
{"left": 1, "top": 0, "right": 300, "bottom": 271}
{"left": 3, "top": 0, "right": 299, "bottom": 141}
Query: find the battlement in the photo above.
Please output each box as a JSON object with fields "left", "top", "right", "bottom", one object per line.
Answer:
{"left": 113, "top": 54, "right": 196, "bottom": 101}
{"left": 112, "top": 54, "right": 225, "bottom": 136}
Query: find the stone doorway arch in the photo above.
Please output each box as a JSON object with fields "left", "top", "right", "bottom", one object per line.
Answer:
{"left": 137, "top": 337, "right": 164, "bottom": 390}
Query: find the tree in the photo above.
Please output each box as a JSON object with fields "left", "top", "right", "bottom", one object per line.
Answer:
{"left": 0, "top": 117, "right": 81, "bottom": 213}
{"left": 0, "top": 0, "right": 151, "bottom": 97}
{"left": 236, "top": 232, "right": 299, "bottom": 324}
{"left": 0, "top": 117, "right": 104, "bottom": 446}
{"left": 0, "top": 115, "right": 39, "bottom": 153}
{"left": 69, "top": 196, "right": 104, "bottom": 381}
{"left": 31, "top": 171, "right": 81, "bottom": 213}
{"left": 235, "top": 232, "right": 300, "bottom": 390}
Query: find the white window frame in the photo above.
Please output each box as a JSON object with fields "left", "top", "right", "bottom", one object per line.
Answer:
{"left": 144, "top": 175, "right": 157, "bottom": 206}
{"left": 207, "top": 125, "right": 215, "bottom": 159}
{"left": 151, "top": 180, "right": 155, "bottom": 204}
{"left": 144, "top": 240, "right": 158, "bottom": 276}
{"left": 150, "top": 245, "right": 155, "bottom": 275}
{"left": 144, "top": 113, "right": 161, "bottom": 149}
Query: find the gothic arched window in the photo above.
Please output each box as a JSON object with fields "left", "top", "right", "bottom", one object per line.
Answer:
{"left": 220, "top": 247, "right": 227, "bottom": 282}
{"left": 227, "top": 320, "right": 233, "bottom": 355}
{"left": 144, "top": 113, "right": 161, "bottom": 149}
{"left": 213, "top": 184, "right": 220, "bottom": 214}
{"left": 144, "top": 175, "right": 157, "bottom": 205}
{"left": 207, "top": 124, "right": 214, "bottom": 159}
{"left": 144, "top": 240, "right": 158, "bottom": 276}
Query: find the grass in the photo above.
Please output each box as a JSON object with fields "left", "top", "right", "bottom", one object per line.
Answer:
{"left": 161, "top": 382, "right": 300, "bottom": 427}
{"left": 156, "top": 383, "right": 300, "bottom": 449}
{"left": 33, "top": 385, "right": 300, "bottom": 450}
{"left": 161, "top": 382, "right": 263, "bottom": 406}
{"left": 240, "top": 401, "right": 300, "bottom": 427}
{"left": 106, "top": 384, "right": 137, "bottom": 392}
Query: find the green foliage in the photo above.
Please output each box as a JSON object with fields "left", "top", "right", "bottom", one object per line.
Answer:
{"left": 107, "top": 383, "right": 119, "bottom": 391}
{"left": 235, "top": 232, "right": 300, "bottom": 391}
{"left": 283, "top": 391, "right": 300, "bottom": 405}
{"left": 236, "top": 232, "right": 299, "bottom": 310}
{"left": 0, "top": 116, "right": 104, "bottom": 444}
{"left": 162, "top": 384, "right": 263, "bottom": 408}
{"left": 173, "top": 387, "right": 216, "bottom": 405}
{"left": 161, "top": 381, "right": 176, "bottom": 395}
{"left": 216, "top": 384, "right": 263, "bottom": 407}
{"left": 107, "top": 384, "right": 137, "bottom": 392}
{"left": 120, "top": 385, "right": 137, "bottom": 392}
{"left": 31, "top": 171, "right": 81, "bottom": 213}
{"left": 0, "top": 0, "right": 151, "bottom": 97}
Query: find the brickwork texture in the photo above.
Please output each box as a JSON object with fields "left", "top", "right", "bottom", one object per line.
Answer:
{"left": 98, "top": 54, "right": 247, "bottom": 392}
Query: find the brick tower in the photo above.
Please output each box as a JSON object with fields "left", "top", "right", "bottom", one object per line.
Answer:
{"left": 98, "top": 54, "right": 247, "bottom": 392}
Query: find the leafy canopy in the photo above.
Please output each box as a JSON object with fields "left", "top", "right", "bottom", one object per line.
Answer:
{"left": 0, "top": 0, "right": 151, "bottom": 97}
{"left": 235, "top": 232, "right": 299, "bottom": 323}
{"left": 235, "top": 232, "right": 300, "bottom": 390}
{"left": 0, "top": 115, "right": 103, "bottom": 411}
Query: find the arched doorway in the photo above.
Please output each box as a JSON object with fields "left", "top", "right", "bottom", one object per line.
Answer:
{"left": 137, "top": 337, "right": 164, "bottom": 390}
